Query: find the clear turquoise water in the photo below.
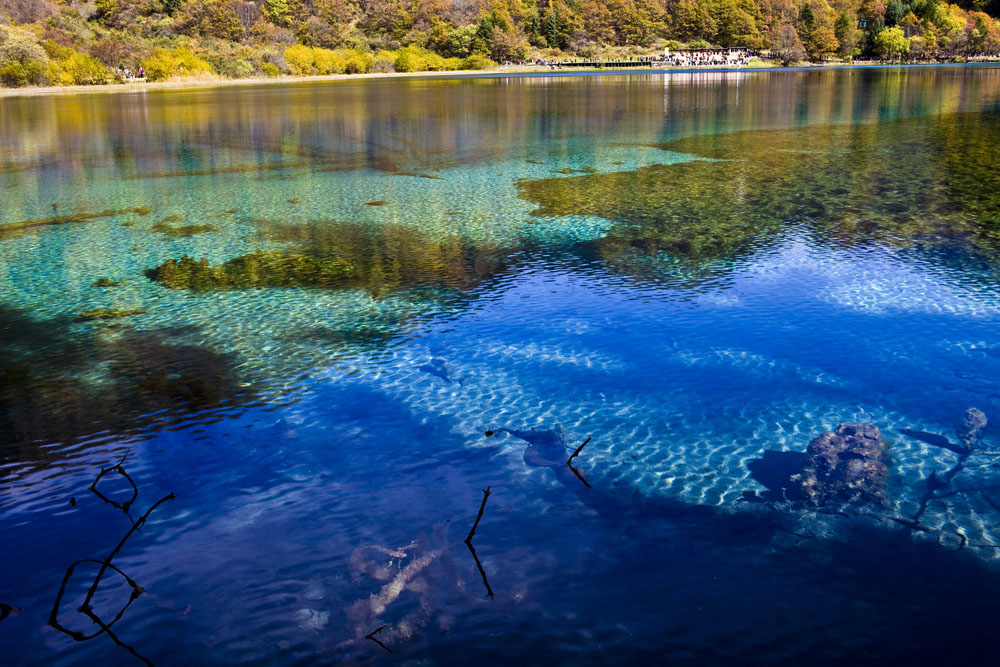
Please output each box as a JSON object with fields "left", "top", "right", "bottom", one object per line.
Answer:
{"left": 4, "top": 67, "right": 1000, "bottom": 664}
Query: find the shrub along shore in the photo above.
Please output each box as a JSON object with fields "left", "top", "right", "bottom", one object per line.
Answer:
{"left": 1, "top": 0, "right": 999, "bottom": 91}
{"left": 4, "top": 58, "right": 1000, "bottom": 99}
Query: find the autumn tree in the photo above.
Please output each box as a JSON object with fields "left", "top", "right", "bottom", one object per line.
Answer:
{"left": 712, "top": 0, "right": 765, "bottom": 47}
{"left": 834, "top": 10, "right": 858, "bottom": 56}
{"left": 774, "top": 20, "right": 807, "bottom": 63}
{"left": 872, "top": 24, "right": 909, "bottom": 56}
{"left": 669, "top": 0, "right": 718, "bottom": 41}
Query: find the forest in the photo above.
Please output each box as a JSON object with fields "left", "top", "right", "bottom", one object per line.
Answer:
{"left": 1, "top": 0, "right": 999, "bottom": 86}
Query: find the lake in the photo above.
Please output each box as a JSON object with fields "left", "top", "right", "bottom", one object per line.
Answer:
{"left": 3, "top": 66, "right": 1000, "bottom": 664}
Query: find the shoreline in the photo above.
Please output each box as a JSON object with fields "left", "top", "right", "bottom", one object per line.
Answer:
{"left": 2, "top": 60, "right": 999, "bottom": 99}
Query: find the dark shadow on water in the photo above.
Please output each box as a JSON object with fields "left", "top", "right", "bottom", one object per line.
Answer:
{"left": 898, "top": 428, "right": 967, "bottom": 455}
{"left": 0, "top": 305, "right": 255, "bottom": 462}
{"left": 482, "top": 424, "right": 1000, "bottom": 664}
{"left": 746, "top": 450, "right": 809, "bottom": 502}
{"left": 400, "top": 510, "right": 1000, "bottom": 665}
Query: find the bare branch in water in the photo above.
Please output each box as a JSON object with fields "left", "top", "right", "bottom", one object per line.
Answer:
{"left": 365, "top": 624, "right": 393, "bottom": 654}
{"left": 90, "top": 449, "right": 139, "bottom": 514}
{"left": 49, "top": 453, "right": 174, "bottom": 666}
{"left": 466, "top": 540, "right": 495, "bottom": 600}
{"left": 567, "top": 461, "right": 592, "bottom": 488}
{"left": 566, "top": 437, "right": 593, "bottom": 487}
{"left": 463, "top": 487, "right": 495, "bottom": 598}
{"left": 567, "top": 436, "right": 591, "bottom": 465}
{"left": 464, "top": 487, "right": 491, "bottom": 544}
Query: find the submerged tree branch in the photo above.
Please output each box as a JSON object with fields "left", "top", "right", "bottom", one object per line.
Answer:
{"left": 365, "top": 624, "right": 393, "bottom": 654}
{"left": 567, "top": 436, "right": 591, "bottom": 465}
{"left": 464, "top": 487, "right": 491, "bottom": 544}
{"left": 466, "top": 540, "right": 495, "bottom": 600}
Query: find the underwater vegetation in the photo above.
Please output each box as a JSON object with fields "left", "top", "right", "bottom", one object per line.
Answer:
{"left": 146, "top": 253, "right": 355, "bottom": 290}
{"left": 151, "top": 219, "right": 215, "bottom": 238}
{"left": 0, "top": 207, "right": 152, "bottom": 241}
{"left": 550, "top": 166, "right": 597, "bottom": 175}
{"left": 390, "top": 171, "right": 444, "bottom": 180}
{"left": 147, "top": 221, "right": 511, "bottom": 298}
{"left": 0, "top": 305, "right": 253, "bottom": 459}
{"left": 518, "top": 110, "right": 1000, "bottom": 274}
{"left": 74, "top": 308, "right": 146, "bottom": 323}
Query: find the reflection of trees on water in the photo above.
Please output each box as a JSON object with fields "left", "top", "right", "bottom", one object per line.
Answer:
{"left": 519, "top": 108, "right": 1000, "bottom": 288}
{"left": 4, "top": 69, "right": 1000, "bottom": 212}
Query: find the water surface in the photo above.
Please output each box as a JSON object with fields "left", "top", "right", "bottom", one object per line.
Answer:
{"left": 4, "top": 67, "right": 1000, "bottom": 664}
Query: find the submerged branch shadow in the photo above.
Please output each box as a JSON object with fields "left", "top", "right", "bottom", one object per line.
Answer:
{"left": 365, "top": 624, "right": 393, "bottom": 654}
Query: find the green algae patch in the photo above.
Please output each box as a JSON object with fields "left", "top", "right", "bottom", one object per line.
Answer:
{"left": 518, "top": 111, "right": 1000, "bottom": 266}
{"left": 152, "top": 221, "right": 216, "bottom": 237}
{"left": 0, "top": 207, "right": 153, "bottom": 240}
{"left": 391, "top": 170, "right": 444, "bottom": 180}
{"left": 146, "top": 252, "right": 355, "bottom": 290}
{"left": 127, "top": 160, "right": 317, "bottom": 180}
{"left": 75, "top": 308, "right": 146, "bottom": 322}
{"left": 262, "top": 221, "right": 510, "bottom": 297}
{"left": 551, "top": 167, "right": 598, "bottom": 175}
{"left": 92, "top": 278, "right": 123, "bottom": 288}
{"left": 147, "top": 221, "right": 512, "bottom": 298}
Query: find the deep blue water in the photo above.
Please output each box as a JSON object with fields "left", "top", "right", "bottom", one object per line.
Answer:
{"left": 3, "top": 67, "right": 1000, "bottom": 664}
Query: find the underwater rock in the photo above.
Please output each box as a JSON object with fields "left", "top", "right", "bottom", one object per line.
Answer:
{"left": 792, "top": 423, "right": 890, "bottom": 507}
{"left": 418, "top": 357, "right": 464, "bottom": 385}
{"left": 956, "top": 408, "right": 987, "bottom": 451}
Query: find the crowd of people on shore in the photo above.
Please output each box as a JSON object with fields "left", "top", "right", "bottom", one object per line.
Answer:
{"left": 851, "top": 52, "right": 1000, "bottom": 64}
{"left": 515, "top": 49, "right": 761, "bottom": 69}
{"left": 657, "top": 49, "right": 759, "bottom": 66}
